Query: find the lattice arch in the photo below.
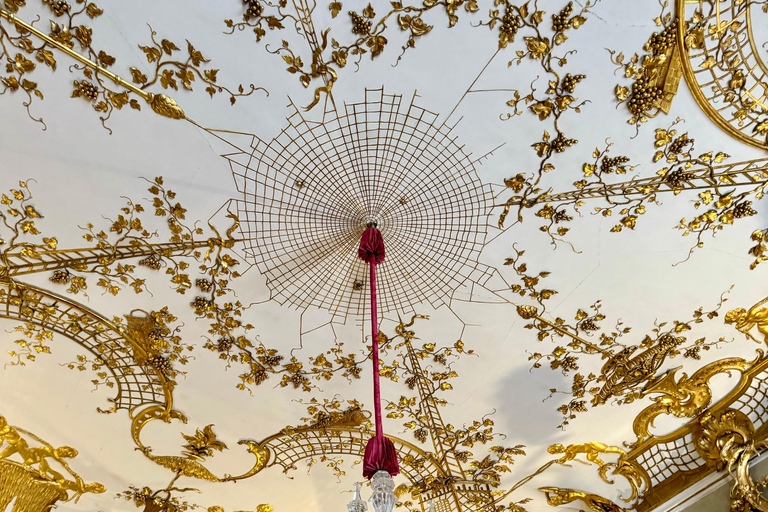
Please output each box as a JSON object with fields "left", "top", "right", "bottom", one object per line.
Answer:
{"left": 677, "top": 0, "right": 768, "bottom": 149}
{"left": 214, "top": 88, "right": 495, "bottom": 320}
{"left": 0, "top": 280, "right": 170, "bottom": 413}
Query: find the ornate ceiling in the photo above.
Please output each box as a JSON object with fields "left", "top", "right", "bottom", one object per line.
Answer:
{"left": 1, "top": 1, "right": 768, "bottom": 511}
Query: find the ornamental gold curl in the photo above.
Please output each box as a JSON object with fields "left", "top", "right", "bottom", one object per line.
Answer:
{"left": 633, "top": 356, "right": 759, "bottom": 442}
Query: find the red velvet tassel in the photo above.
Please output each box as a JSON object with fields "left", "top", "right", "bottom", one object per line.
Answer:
{"left": 363, "top": 435, "right": 400, "bottom": 479}
{"left": 358, "top": 226, "right": 385, "bottom": 264}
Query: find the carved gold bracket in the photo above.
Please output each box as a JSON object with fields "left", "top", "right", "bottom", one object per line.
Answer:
{"left": 694, "top": 409, "right": 768, "bottom": 511}
{"left": 0, "top": 8, "right": 185, "bottom": 120}
{"left": 631, "top": 355, "right": 761, "bottom": 444}
{"left": 615, "top": 351, "right": 768, "bottom": 511}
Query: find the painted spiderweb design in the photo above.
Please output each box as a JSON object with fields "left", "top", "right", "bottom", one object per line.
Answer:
{"left": 221, "top": 88, "right": 494, "bottom": 319}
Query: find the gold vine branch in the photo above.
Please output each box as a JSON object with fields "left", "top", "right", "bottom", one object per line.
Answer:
{"left": 608, "top": 12, "right": 681, "bottom": 131}
{"left": 280, "top": 396, "right": 369, "bottom": 480}
{"left": 0, "top": 175, "right": 384, "bottom": 400}
{"left": 0, "top": 0, "right": 106, "bottom": 128}
{"left": 225, "top": 0, "right": 300, "bottom": 42}
{"left": 503, "top": 119, "right": 766, "bottom": 267}
{"left": 0, "top": 4, "right": 183, "bottom": 128}
{"left": 0, "top": 177, "right": 211, "bottom": 298}
{"left": 4, "top": 321, "right": 52, "bottom": 367}
{"left": 0, "top": 2, "right": 265, "bottom": 131}
{"left": 378, "top": 317, "right": 527, "bottom": 494}
{"left": 61, "top": 308, "right": 195, "bottom": 391}
{"left": 191, "top": 238, "right": 365, "bottom": 395}
{"left": 0, "top": 176, "right": 234, "bottom": 392}
{"left": 481, "top": 1, "right": 595, "bottom": 248}
{"left": 198, "top": 289, "right": 381, "bottom": 394}
{"left": 129, "top": 25, "right": 265, "bottom": 107}
{"left": 261, "top": 0, "right": 482, "bottom": 108}
{"left": 504, "top": 244, "right": 733, "bottom": 429}
{"left": 255, "top": 317, "right": 534, "bottom": 512}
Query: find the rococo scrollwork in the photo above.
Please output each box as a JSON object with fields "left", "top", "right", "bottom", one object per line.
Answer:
{"left": 2, "top": 0, "right": 768, "bottom": 511}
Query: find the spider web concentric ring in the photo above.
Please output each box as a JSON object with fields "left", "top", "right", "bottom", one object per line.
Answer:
{"left": 222, "top": 89, "right": 495, "bottom": 319}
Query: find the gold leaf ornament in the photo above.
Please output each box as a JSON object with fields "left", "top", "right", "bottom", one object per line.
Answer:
{"left": 140, "top": 44, "right": 162, "bottom": 63}
{"left": 524, "top": 37, "right": 548, "bottom": 59}
{"left": 148, "top": 93, "right": 186, "bottom": 119}
{"left": 13, "top": 53, "right": 36, "bottom": 74}
{"left": 530, "top": 99, "right": 553, "bottom": 120}
{"left": 3, "top": 0, "right": 26, "bottom": 13}
{"left": 409, "top": 17, "right": 433, "bottom": 36}
{"left": 181, "top": 424, "right": 229, "bottom": 459}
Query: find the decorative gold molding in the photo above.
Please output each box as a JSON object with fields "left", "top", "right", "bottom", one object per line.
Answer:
{"left": 620, "top": 352, "right": 768, "bottom": 510}
{"left": 544, "top": 442, "right": 648, "bottom": 506}
{"left": 534, "top": 351, "right": 768, "bottom": 512}
{"left": 631, "top": 357, "right": 756, "bottom": 443}
{"left": 693, "top": 409, "right": 768, "bottom": 511}
{"left": 130, "top": 404, "right": 268, "bottom": 483}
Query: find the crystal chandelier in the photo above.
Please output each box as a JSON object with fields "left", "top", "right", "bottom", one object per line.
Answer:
{"left": 346, "top": 474, "right": 398, "bottom": 512}
{"left": 368, "top": 471, "right": 397, "bottom": 512}
{"left": 347, "top": 483, "right": 367, "bottom": 512}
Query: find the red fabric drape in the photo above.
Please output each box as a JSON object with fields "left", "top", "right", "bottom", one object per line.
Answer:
{"left": 358, "top": 226, "right": 400, "bottom": 479}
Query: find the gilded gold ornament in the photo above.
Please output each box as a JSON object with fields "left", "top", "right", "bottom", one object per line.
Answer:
{"left": 539, "top": 487, "right": 626, "bottom": 512}
{"left": 0, "top": 413, "right": 105, "bottom": 511}
{"left": 675, "top": 0, "right": 768, "bottom": 149}
{"left": 547, "top": 442, "right": 625, "bottom": 468}
{"left": 726, "top": 297, "right": 768, "bottom": 344}
{"left": 633, "top": 357, "right": 756, "bottom": 442}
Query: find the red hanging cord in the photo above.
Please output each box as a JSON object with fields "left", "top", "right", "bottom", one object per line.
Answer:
{"left": 358, "top": 225, "right": 400, "bottom": 479}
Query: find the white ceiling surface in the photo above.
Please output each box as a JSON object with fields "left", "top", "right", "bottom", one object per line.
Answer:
{"left": 0, "top": 0, "right": 767, "bottom": 511}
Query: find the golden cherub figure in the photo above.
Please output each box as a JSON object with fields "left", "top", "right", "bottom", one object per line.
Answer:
{"left": 725, "top": 297, "right": 768, "bottom": 344}
{"left": 539, "top": 487, "right": 625, "bottom": 512}
{"left": 547, "top": 442, "right": 625, "bottom": 467}
{"left": 0, "top": 414, "right": 105, "bottom": 501}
